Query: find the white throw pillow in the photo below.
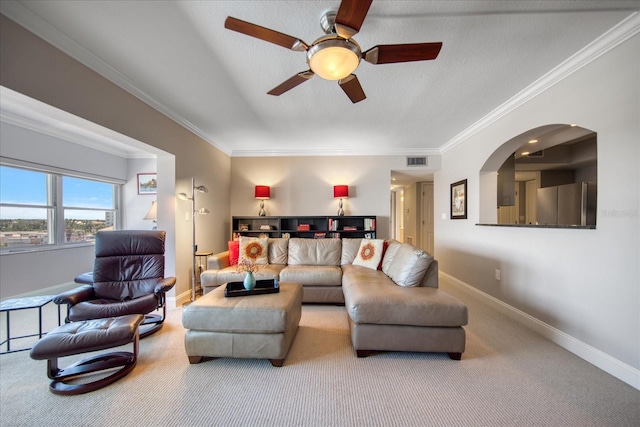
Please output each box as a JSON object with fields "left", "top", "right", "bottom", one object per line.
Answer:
{"left": 352, "top": 239, "right": 384, "bottom": 270}
{"left": 239, "top": 236, "right": 269, "bottom": 265}
{"left": 386, "top": 244, "right": 433, "bottom": 287}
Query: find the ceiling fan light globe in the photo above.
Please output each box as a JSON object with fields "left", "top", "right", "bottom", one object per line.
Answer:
{"left": 308, "top": 39, "right": 360, "bottom": 81}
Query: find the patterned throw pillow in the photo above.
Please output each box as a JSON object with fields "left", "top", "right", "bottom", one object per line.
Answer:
{"left": 228, "top": 240, "right": 240, "bottom": 266}
{"left": 352, "top": 239, "right": 384, "bottom": 270}
{"left": 239, "top": 236, "right": 268, "bottom": 265}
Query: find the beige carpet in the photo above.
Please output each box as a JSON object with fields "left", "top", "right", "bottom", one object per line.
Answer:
{"left": 1, "top": 281, "right": 638, "bottom": 427}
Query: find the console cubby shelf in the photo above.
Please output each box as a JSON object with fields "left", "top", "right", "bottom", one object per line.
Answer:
{"left": 231, "top": 216, "right": 376, "bottom": 239}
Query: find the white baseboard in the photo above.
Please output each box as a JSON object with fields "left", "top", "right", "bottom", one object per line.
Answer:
{"left": 440, "top": 272, "right": 640, "bottom": 391}
{"left": 168, "top": 289, "right": 191, "bottom": 309}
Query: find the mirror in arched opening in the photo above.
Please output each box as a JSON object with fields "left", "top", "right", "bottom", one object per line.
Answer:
{"left": 480, "top": 124, "right": 597, "bottom": 227}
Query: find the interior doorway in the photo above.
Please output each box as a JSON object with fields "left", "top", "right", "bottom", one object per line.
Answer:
{"left": 420, "top": 182, "right": 434, "bottom": 255}
{"left": 390, "top": 188, "right": 404, "bottom": 243}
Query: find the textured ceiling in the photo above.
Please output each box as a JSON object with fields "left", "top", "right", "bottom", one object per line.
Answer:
{"left": 1, "top": 0, "right": 638, "bottom": 161}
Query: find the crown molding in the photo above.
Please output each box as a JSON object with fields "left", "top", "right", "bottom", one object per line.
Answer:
{"left": 439, "top": 12, "right": 640, "bottom": 155}
{"left": 1, "top": 86, "right": 157, "bottom": 159}
{"left": 230, "top": 147, "right": 442, "bottom": 157}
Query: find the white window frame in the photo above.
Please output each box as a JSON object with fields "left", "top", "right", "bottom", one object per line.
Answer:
{"left": 0, "top": 159, "right": 123, "bottom": 254}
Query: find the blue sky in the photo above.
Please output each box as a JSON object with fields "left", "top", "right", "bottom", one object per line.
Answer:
{"left": 0, "top": 166, "right": 113, "bottom": 219}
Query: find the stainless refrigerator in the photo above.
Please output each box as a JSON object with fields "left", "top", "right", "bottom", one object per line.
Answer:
{"left": 537, "top": 182, "right": 597, "bottom": 226}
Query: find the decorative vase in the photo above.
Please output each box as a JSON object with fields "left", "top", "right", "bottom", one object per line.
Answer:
{"left": 243, "top": 271, "right": 256, "bottom": 290}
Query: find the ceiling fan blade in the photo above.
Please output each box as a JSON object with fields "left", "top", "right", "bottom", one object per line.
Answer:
{"left": 225, "top": 17, "right": 308, "bottom": 51}
{"left": 267, "top": 71, "right": 314, "bottom": 96}
{"left": 364, "top": 42, "right": 443, "bottom": 64}
{"left": 339, "top": 74, "right": 366, "bottom": 104}
{"left": 334, "top": 0, "right": 373, "bottom": 39}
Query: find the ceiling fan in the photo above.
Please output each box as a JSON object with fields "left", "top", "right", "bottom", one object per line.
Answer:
{"left": 224, "top": 0, "right": 442, "bottom": 103}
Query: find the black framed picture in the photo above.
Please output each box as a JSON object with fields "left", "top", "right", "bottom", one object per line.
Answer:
{"left": 450, "top": 179, "right": 467, "bottom": 219}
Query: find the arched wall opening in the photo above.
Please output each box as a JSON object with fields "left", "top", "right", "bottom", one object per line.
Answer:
{"left": 479, "top": 124, "right": 597, "bottom": 227}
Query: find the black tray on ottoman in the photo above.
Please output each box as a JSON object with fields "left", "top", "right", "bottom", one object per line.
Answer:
{"left": 224, "top": 279, "right": 279, "bottom": 298}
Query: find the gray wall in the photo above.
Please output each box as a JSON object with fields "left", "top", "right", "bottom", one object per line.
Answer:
{"left": 435, "top": 33, "right": 639, "bottom": 380}
{"left": 0, "top": 15, "right": 231, "bottom": 305}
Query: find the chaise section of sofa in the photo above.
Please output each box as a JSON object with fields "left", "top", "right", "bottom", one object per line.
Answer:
{"left": 341, "top": 240, "right": 468, "bottom": 359}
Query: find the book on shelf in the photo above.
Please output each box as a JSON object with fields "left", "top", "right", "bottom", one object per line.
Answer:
{"left": 343, "top": 226, "right": 357, "bottom": 231}
{"left": 314, "top": 232, "right": 326, "bottom": 239}
{"left": 364, "top": 218, "right": 376, "bottom": 231}
{"left": 297, "top": 224, "right": 311, "bottom": 231}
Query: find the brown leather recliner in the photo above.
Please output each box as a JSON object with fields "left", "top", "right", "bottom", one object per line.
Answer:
{"left": 54, "top": 230, "right": 176, "bottom": 338}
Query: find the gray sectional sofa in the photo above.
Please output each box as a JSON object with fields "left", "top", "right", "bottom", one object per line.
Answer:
{"left": 201, "top": 237, "right": 468, "bottom": 359}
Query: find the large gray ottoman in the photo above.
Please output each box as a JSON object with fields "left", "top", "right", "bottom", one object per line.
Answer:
{"left": 182, "top": 282, "right": 302, "bottom": 367}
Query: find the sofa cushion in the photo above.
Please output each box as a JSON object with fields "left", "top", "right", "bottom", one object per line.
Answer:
{"left": 268, "top": 238, "right": 289, "bottom": 265}
{"left": 228, "top": 241, "right": 239, "bottom": 266}
{"left": 280, "top": 265, "right": 342, "bottom": 286}
{"left": 342, "top": 264, "right": 468, "bottom": 327}
{"left": 352, "top": 239, "right": 384, "bottom": 270}
{"left": 287, "top": 238, "right": 341, "bottom": 266}
{"left": 386, "top": 244, "right": 433, "bottom": 287}
{"left": 341, "top": 238, "right": 362, "bottom": 265}
{"left": 239, "top": 236, "right": 268, "bottom": 265}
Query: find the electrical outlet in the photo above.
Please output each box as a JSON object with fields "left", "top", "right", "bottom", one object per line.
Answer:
{"left": 441, "top": 212, "right": 446, "bottom": 220}
{"left": 495, "top": 269, "right": 501, "bottom": 281}
{"left": 185, "top": 212, "right": 190, "bottom": 221}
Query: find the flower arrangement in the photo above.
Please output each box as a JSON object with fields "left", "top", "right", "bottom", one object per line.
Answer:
{"left": 236, "top": 257, "right": 257, "bottom": 274}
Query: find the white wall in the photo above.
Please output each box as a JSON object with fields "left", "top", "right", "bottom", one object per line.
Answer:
{"left": 435, "top": 33, "right": 639, "bottom": 386}
{"left": 229, "top": 155, "right": 440, "bottom": 239}
{"left": 124, "top": 158, "right": 158, "bottom": 230}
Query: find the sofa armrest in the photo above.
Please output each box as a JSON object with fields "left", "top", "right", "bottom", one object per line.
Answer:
{"left": 419, "top": 260, "right": 439, "bottom": 288}
{"left": 53, "top": 284, "right": 95, "bottom": 306}
{"left": 207, "top": 251, "right": 230, "bottom": 270}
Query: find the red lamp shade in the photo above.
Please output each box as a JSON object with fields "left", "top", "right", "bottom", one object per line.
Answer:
{"left": 255, "top": 185, "right": 271, "bottom": 199}
{"left": 333, "top": 185, "right": 349, "bottom": 199}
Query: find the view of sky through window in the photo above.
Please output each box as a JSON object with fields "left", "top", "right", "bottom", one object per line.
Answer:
{"left": 0, "top": 166, "right": 114, "bottom": 219}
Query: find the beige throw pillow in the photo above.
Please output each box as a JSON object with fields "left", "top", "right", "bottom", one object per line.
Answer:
{"left": 352, "top": 239, "right": 384, "bottom": 270}
{"left": 239, "top": 236, "right": 269, "bottom": 265}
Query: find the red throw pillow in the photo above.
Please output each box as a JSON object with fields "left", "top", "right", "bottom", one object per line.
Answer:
{"left": 377, "top": 240, "right": 389, "bottom": 270}
{"left": 228, "top": 240, "right": 240, "bottom": 266}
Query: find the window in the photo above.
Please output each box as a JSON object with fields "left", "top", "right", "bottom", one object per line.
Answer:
{"left": 0, "top": 163, "right": 121, "bottom": 253}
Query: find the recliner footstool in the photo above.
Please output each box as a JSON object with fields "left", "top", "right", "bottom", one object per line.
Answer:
{"left": 30, "top": 314, "right": 144, "bottom": 395}
{"left": 182, "top": 282, "right": 302, "bottom": 367}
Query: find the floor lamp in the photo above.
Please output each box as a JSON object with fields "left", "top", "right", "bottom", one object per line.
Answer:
{"left": 178, "top": 178, "right": 209, "bottom": 303}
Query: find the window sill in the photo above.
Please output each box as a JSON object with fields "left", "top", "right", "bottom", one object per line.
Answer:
{"left": 0, "top": 242, "right": 95, "bottom": 256}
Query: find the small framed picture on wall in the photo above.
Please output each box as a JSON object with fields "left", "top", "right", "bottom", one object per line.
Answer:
{"left": 137, "top": 173, "right": 157, "bottom": 195}
{"left": 450, "top": 179, "right": 467, "bottom": 219}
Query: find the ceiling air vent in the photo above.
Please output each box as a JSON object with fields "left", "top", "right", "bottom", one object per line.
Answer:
{"left": 407, "top": 156, "right": 428, "bottom": 167}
